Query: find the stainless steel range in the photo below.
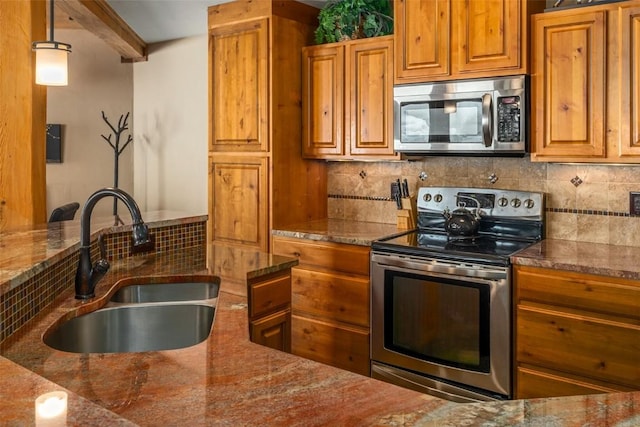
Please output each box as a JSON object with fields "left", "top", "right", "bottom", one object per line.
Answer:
{"left": 371, "top": 186, "right": 544, "bottom": 403}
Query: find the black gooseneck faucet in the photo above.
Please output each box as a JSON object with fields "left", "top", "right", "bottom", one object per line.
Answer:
{"left": 75, "top": 187, "right": 151, "bottom": 299}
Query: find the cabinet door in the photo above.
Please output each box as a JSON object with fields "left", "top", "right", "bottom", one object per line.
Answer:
{"left": 302, "top": 44, "right": 345, "bottom": 158}
{"left": 208, "top": 155, "right": 268, "bottom": 251}
{"left": 453, "top": 0, "right": 522, "bottom": 75}
{"left": 616, "top": 5, "right": 640, "bottom": 158}
{"left": 292, "top": 315, "right": 370, "bottom": 376}
{"left": 250, "top": 310, "right": 291, "bottom": 353}
{"left": 394, "top": 0, "right": 451, "bottom": 83}
{"left": 346, "top": 37, "right": 397, "bottom": 158}
{"left": 210, "top": 19, "right": 268, "bottom": 152}
{"left": 531, "top": 11, "right": 607, "bottom": 160}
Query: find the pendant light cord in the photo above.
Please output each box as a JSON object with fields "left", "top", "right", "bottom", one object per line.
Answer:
{"left": 49, "top": 0, "right": 55, "bottom": 42}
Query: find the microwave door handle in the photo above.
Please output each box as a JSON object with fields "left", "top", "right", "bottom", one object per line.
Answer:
{"left": 482, "top": 93, "right": 493, "bottom": 147}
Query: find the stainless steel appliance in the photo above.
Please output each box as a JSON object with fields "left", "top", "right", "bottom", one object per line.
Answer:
{"left": 371, "top": 186, "right": 544, "bottom": 402}
{"left": 394, "top": 76, "right": 527, "bottom": 155}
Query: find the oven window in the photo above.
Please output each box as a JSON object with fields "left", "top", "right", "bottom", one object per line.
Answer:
{"left": 400, "top": 99, "right": 483, "bottom": 144}
{"left": 383, "top": 270, "right": 490, "bottom": 373}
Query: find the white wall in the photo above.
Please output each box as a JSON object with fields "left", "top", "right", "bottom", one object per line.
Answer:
{"left": 46, "top": 29, "right": 134, "bottom": 219}
{"left": 132, "top": 35, "right": 208, "bottom": 215}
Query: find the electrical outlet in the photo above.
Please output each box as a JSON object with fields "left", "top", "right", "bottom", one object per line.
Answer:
{"left": 630, "top": 192, "right": 640, "bottom": 216}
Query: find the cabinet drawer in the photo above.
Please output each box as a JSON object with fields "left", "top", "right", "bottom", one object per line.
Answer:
{"left": 292, "top": 267, "right": 369, "bottom": 328}
{"left": 516, "top": 366, "right": 625, "bottom": 399}
{"left": 248, "top": 272, "right": 291, "bottom": 318}
{"left": 517, "top": 305, "right": 640, "bottom": 389}
{"left": 515, "top": 266, "right": 640, "bottom": 319}
{"left": 250, "top": 310, "right": 291, "bottom": 353}
{"left": 292, "top": 315, "right": 370, "bottom": 376}
{"left": 272, "top": 236, "right": 370, "bottom": 276}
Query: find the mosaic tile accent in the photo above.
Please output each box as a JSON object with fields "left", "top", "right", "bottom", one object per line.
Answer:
{"left": 0, "top": 251, "right": 76, "bottom": 342}
{"left": 0, "top": 221, "right": 206, "bottom": 343}
{"left": 102, "top": 221, "right": 206, "bottom": 261}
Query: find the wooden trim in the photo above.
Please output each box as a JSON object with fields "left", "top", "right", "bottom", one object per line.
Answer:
{"left": 208, "top": 0, "right": 318, "bottom": 30}
{"left": 56, "top": 0, "right": 147, "bottom": 61}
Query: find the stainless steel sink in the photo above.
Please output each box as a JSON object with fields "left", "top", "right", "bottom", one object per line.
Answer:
{"left": 43, "top": 304, "right": 214, "bottom": 353}
{"left": 110, "top": 279, "right": 220, "bottom": 304}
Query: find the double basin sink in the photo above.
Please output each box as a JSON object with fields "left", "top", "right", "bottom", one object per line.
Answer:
{"left": 43, "top": 277, "right": 220, "bottom": 354}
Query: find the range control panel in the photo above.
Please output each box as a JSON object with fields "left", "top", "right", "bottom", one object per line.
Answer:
{"left": 417, "top": 186, "right": 544, "bottom": 219}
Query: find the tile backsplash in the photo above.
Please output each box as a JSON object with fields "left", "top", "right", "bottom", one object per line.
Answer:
{"left": 327, "top": 157, "right": 640, "bottom": 246}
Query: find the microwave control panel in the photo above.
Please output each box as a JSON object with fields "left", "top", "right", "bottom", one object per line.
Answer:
{"left": 496, "top": 96, "right": 521, "bottom": 142}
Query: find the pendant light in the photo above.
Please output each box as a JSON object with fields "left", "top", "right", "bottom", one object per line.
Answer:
{"left": 32, "top": 0, "right": 72, "bottom": 86}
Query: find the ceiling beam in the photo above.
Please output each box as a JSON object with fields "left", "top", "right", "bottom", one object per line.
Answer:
{"left": 55, "top": 0, "right": 148, "bottom": 61}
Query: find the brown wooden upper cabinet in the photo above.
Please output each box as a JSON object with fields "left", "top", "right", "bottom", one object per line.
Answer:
{"left": 210, "top": 19, "right": 269, "bottom": 153}
{"left": 394, "top": 0, "right": 545, "bottom": 84}
{"left": 531, "top": 1, "right": 640, "bottom": 163}
{"left": 302, "top": 35, "right": 398, "bottom": 160}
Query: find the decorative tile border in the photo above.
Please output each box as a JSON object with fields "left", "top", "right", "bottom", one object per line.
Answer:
{"left": 0, "top": 221, "right": 207, "bottom": 343}
{"left": 328, "top": 194, "right": 392, "bottom": 201}
{"left": 545, "top": 208, "right": 637, "bottom": 217}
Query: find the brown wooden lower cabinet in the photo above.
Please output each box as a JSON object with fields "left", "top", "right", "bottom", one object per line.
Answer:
{"left": 272, "top": 235, "right": 371, "bottom": 376}
{"left": 247, "top": 270, "right": 292, "bottom": 352}
{"left": 514, "top": 265, "right": 640, "bottom": 398}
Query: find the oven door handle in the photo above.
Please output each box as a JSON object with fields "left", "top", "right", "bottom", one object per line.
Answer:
{"left": 371, "top": 254, "right": 507, "bottom": 281}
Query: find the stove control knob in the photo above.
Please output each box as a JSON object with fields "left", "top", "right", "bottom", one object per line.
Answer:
{"left": 423, "top": 193, "right": 432, "bottom": 202}
{"left": 434, "top": 194, "right": 443, "bottom": 203}
{"left": 511, "top": 198, "right": 522, "bottom": 208}
{"left": 498, "top": 197, "right": 509, "bottom": 207}
{"left": 524, "top": 198, "right": 535, "bottom": 209}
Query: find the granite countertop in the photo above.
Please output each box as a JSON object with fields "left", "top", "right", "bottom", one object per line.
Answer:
{"left": 512, "top": 238, "right": 640, "bottom": 280}
{"left": 272, "top": 218, "right": 404, "bottom": 246}
{"left": 3, "top": 244, "right": 639, "bottom": 426}
{"left": 1, "top": 218, "right": 639, "bottom": 425}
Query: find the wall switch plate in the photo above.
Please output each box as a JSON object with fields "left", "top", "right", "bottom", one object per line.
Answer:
{"left": 630, "top": 192, "right": 640, "bottom": 215}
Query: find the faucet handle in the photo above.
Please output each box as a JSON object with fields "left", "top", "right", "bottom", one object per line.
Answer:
{"left": 94, "top": 258, "right": 110, "bottom": 274}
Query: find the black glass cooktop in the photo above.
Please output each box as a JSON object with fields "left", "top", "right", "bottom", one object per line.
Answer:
{"left": 372, "top": 230, "right": 537, "bottom": 266}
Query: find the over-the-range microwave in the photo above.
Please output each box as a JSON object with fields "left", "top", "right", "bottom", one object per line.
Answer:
{"left": 393, "top": 75, "right": 527, "bottom": 156}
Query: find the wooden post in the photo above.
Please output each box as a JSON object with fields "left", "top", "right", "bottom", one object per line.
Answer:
{"left": 0, "top": 0, "right": 47, "bottom": 229}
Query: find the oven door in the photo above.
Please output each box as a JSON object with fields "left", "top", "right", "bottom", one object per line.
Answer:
{"left": 370, "top": 252, "right": 511, "bottom": 401}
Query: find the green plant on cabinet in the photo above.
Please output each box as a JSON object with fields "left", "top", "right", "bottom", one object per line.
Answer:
{"left": 315, "top": 0, "right": 393, "bottom": 44}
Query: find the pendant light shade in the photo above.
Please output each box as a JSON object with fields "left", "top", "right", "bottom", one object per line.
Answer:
{"left": 32, "top": 0, "right": 71, "bottom": 86}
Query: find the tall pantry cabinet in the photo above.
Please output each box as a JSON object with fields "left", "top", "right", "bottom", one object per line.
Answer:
{"left": 207, "top": 0, "right": 327, "bottom": 251}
